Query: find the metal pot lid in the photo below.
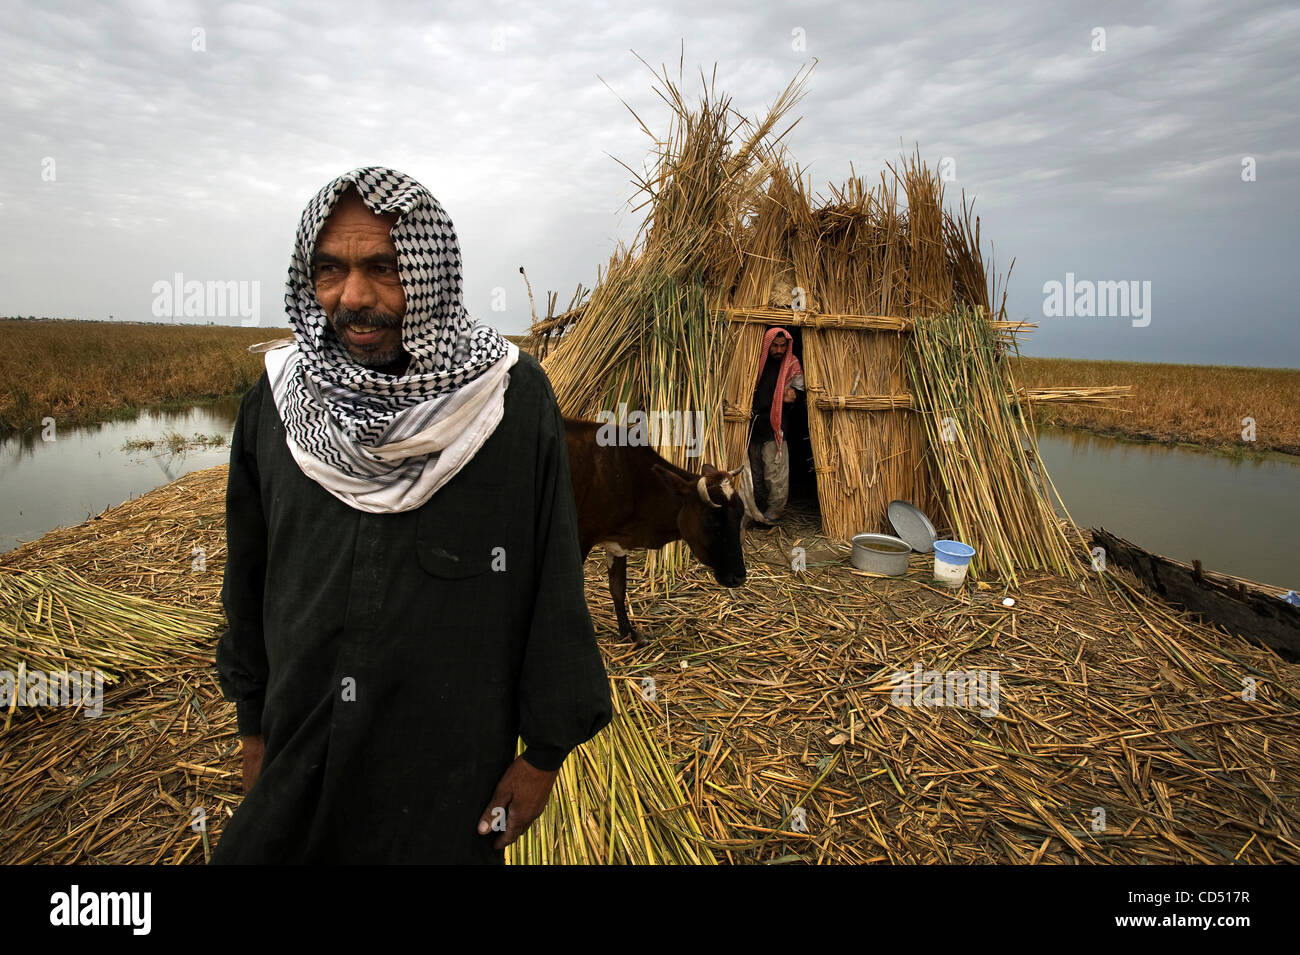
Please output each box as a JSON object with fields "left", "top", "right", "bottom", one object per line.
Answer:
{"left": 887, "top": 500, "right": 938, "bottom": 553}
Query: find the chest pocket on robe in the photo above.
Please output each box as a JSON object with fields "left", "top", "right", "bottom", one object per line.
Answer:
{"left": 415, "top": 483, "right": 511, "bottom": 580}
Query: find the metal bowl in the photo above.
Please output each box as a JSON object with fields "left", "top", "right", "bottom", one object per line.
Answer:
{"left": 851, "top": 533, "right": 912, "bottom": 576}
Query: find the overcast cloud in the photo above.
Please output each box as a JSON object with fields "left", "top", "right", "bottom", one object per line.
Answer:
{"left": 2, "top": 0, "right": 1296, "bottom": 366}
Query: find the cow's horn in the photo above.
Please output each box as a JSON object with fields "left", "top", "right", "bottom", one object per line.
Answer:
{"left": 697, "top": 476, "right": 722, "bottom": 508}
{"left": 728, "top": 466, "right": 743, "bottom": 478}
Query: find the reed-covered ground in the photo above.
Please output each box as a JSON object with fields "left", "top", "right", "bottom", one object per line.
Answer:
{"left": 0, "top": 319, "right": 275, "bottom": 436}
{"left": 1017, "top": 356, "right": 1300, "bottom": 456}
{"left": 1, "top": 469, "right": 1296, "bottom": 864}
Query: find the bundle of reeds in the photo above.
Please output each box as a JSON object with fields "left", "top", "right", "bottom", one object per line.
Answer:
{"left": 0, "top": 568, "right": 221, "bottom": 696}
{"left": 507, "top": 679, "right": 717, "bottom": 864}
{"left": 906, "top": 304, "right": 1079, "bottom": 581}
{"left": 1015, "top": 385, "right": 1134, "bottom": 406}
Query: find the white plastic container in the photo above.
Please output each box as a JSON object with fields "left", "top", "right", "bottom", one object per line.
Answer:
{"left": 933, "top": 539, "right": 976, "bottom": 589}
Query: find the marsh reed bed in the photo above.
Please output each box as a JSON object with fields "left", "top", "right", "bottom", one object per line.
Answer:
{"left": 1, "top": 468, "right": 1296, "bottom": 864}
{"left": 1017, "top": 357, "right": 1300, "bottom": 456}
{"left": 0, "top": 320, "right": 270, "bottom": 436}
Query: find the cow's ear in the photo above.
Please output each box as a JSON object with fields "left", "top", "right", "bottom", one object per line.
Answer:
{"left": 651, "top": 464, "right": 690, "bottom": 495}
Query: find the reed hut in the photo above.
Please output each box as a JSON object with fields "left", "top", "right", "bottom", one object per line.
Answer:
{"left": 529, "top": 66, "right": 1118, "bottom": 582}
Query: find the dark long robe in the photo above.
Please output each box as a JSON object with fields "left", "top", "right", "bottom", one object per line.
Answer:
{"left": 751, "top": 356, "right": 783, "bottom": 444}
{"left": 212, "top": 350, "right": 611, "bottom": 864}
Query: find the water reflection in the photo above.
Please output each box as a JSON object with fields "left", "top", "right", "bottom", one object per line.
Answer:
{"left": 0, "top": 398, "right": 242, "bottom": 553}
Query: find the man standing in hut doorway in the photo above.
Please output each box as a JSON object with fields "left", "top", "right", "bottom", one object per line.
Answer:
{"left": 213, "top": 166, "right": 611, "bottom": 864}
{"left": 748, "top": 327, "right": 804, "bottom": 523}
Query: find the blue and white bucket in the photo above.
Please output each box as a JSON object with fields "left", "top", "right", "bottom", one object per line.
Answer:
{"left": 933, "top": 539, "right": 976, "bottom": 589}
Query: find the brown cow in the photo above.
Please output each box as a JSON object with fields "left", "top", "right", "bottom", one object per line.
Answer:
{"left": 564, "top": 417, "right": 750, "bottom": 646}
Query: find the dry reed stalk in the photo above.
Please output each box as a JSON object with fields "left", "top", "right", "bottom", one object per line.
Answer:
{"left": 722, "top": 307, "right": 912, "bottom": 331}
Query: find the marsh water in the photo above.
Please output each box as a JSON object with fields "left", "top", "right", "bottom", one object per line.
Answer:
{"left": 2, "top": 405, "right": 1298, "bottom": 590}
{"left": 0, "top": 398, "right": 241, "bottom": 554}
{"left": 1035, "top": 428, "right": 1299, "bottom": 589}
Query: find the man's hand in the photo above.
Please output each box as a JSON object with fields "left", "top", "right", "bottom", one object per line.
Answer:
{"left": 240, "top": 735, "right": 265, "bottom": 793}
{"left": 476, "top": 755, "right": 560, "bottom": 849}
{"left": 784, "top": 386, "right": 797, "bottom": 403}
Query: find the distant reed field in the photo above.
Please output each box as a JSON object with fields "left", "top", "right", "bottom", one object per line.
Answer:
{"left": 0, "top": 319, "right": 280, "bottom": 435}
{"left": 1017, "top": 357, "right": 1300, "bottom": 456}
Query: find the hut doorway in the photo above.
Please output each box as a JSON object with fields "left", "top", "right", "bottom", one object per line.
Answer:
{"left": 782, "top": 327, "right": 819, "bottom": 516}
{"left": 727, "top": 323, "right": 822, "bottom": 526}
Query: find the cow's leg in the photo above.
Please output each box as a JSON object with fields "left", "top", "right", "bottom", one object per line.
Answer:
{"left": 602, "top": 543, "right": 648, "bottom": 647}
{"left": 608, "top": 554, "right": 647, "bottom": 646}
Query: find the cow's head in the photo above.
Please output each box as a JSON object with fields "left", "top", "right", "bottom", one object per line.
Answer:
{"left": 651, "top": 463, "right": 748, "bottom": 588}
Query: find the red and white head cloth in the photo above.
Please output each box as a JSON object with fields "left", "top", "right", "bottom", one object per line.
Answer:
{"left": 755, "top": 326, "right": 804, "bottom": 452}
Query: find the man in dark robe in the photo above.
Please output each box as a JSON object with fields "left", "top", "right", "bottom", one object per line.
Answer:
{"left": 213, "top": 166, "right": 610, "bottom": 864}
{"left": 748, "top": 327, "right": 804, "bottom": 523}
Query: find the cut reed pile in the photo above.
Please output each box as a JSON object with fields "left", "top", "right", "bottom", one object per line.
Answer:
{"left": 2, "top": 472, "right": 1297, "bottom": 864}
{"left": 0, "top": 569, "right": 220, "bottom": 696}
{"left": 907, "top": 305, "right": 1080, "bottom": 582}
{"left": 0, "top": 666, "right": 239, "bottom": 864}
{"left": 0, "top": 561, "right": 236, "bottom": 863}
{"left": 508, "top": 681, "right": 717, "bottom": 864}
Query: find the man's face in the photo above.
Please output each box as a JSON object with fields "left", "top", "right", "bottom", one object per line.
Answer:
{"left": 312, "top": 191, "right": 408, "bottom": 371}
{"left": 769, "top": 336, "right": 789, "bottom": 359}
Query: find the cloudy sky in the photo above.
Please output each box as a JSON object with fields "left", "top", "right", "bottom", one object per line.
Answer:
{"left": 2, "top": 0, "right": 1297, "bottom": 367}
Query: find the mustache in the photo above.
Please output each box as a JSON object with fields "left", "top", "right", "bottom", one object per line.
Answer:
{"left": 332, "top": 306, "right": 402, "bottom": 329}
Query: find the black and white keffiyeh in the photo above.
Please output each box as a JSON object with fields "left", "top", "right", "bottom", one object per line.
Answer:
{"left": 262, "top": 166, "right": 519, "bottom": 513}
